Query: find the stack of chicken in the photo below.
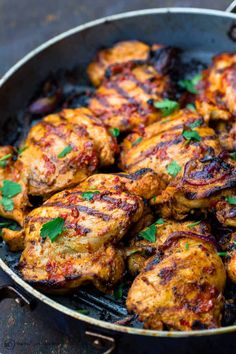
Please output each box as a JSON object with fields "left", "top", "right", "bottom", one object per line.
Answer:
{"left": 1, "top": 40, "right": 236, "bottom": 332}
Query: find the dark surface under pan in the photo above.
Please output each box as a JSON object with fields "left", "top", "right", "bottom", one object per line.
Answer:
{"left": 1, "top": 7, "right": 236, "bottom": 354}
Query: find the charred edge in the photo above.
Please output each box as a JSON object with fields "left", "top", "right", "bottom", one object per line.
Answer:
{"left": 161, "top": 231, "right": 218, "bottom": 252}
{"left": 184, "top": 179, "right": 236, "bottom": 200}
{"left": 149, "top": 46, "right": 181, "bottom": 75}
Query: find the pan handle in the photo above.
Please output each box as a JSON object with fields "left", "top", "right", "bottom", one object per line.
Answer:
{"left": 226, "top": 0, "right": 236, "bottom": 13}
{"left": 0, "top": 269, "right": 34, "bottom": 309}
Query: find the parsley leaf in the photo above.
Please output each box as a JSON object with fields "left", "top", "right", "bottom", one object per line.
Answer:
{"left": 187, "top": 220, "right": 201, "bottom": 229}
{"left": 139, "top": 224, "right": 156, "bottom": 243}
{"left": 189, "top": 119, "right": 202, "bottom": 129}
{"left": 186, "top": 103, "right": 196, "bottom": 111}
{"left": 217, "top": 251, "right": 227, "bottom": 257}
{"left": 225, "top": 196, "right": 236, "bottom": 205}
{"left": 154, "top": 99, "right": 179, "bottom": 117}
{"left": 182, "top": 130, "right": 201, "bottom": 142}
{"left": 230, "top": 152, "right": 236, "bottom": 161}
{"left": 166, "top": 160, "right": 181, "bottom": 177}
{"left": 114, "top": 283, "right": 123, "bottom": 300}
{"left": 155, "top": 218, "right": 165, "bottom": 225}
{"left": 185, "top": 242, "right": 189, "bottom": 250}
{"left": 0, "top": 154, "right": 12, "bottom": 167}
{"left": 179, "top": 74, "right": 202, "bottom": 94}
{"left": 132, "top": 137, "right": 143, "bottom": 147}
{"left": 1, "top": 180, "right": 22, "bottom": 198}
{"left": 58, "top": 145, "right": 73, "bottom": 158}
{"left": 0, "top": 198, "right": 14, "bottom": 211}
{"left": 109, "top": 128, "right": 120, "bottom": 137}
{"left": 81, "top": 191, "right": 99, "bottom": 201}
{"left": 0, "top": 220, "right": 19, "bottom": 236}
{"left": 40, "top": 217, "right": 65, "bottom": 242}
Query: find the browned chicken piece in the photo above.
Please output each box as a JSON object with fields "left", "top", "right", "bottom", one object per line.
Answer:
{"left": 127, "top": 228, "right": 226, "bottom": 330}
{"left": 0, "top": 146, "right": 29, "bottom": 225}
{"left": 127, "top": 219, "right": 211, "bottom": 276}
{"left": 225, "top": 232, "right": 236, "bottom": 283}
{"left": 89, "top": 61, "right": 172, "bottom": 132}
{"left": 120, "top": 109, "right": 221, "bottom": 191}
{"left": 81, "top": 168, "right": 161, "bottom": 200}
{"left": 18, "top": 107, "right": 117, "bottom": 196}
{"left": 216, "top": 196, "right": 236, "bottom": 228}
{"left": 196, "top": 53, "right": 236, "bottom": 151}
{"left": 18, "top": 173, "right": 149, "bottom": 292}
{"left": 196, "top": 52, "right": 236, "bottom": 121}
{"left": 87, "top": 40, "right": 151, "bottom": 86}
{"left": 152, "top": 155, "right": 236, "bottom": 220}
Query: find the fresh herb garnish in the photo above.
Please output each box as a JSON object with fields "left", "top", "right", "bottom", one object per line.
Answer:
{"left": 186, "top": 103, "right": 196, "bottom": 111}
{"left": 76, "top": 309, "right": 90, "bottom": 315}
{"left": 58, "top": 145, "right": 73, "bottom": 158}
{"left": 187, "top": 220, "right": 201, "bottom": 229}
{"left": 154, "top": 99, "right": 179, "bottom": 117}
{"left": 217, "top": 251, "right": 227, "bottom": 257}
{"left": 182, "top": 130, "right": 201, "bottom": 142}
{"left": 155, "top": 218, "right": 165, "bottom": 225}
{"left": 225, "top": 196, "right": 236, "bottom": 205}
{"left": 139, "top": 224, "right": 156, "bottom": 243}
{"left": 114, "top": 283, "right": 123, "bottom": 300}
{"left": 126, "top": 249, "right": 140, "bottom": 256}
{"left": 81, "top": 191, "right": 99, "bottom": 201}
{"left": 179, "top": 74, "right": 202, "bottom": 94}
{"left": 166, "top": 160, "right": 181, "bottom": 177}
{"left": 17, "top": 146, "right": 28, "bottom": 155}
{"left": 40, "top": 217, "right": 65, "bottom": 242}
{"left": 189, "top": 119, "right": 202, "bottom": 129}
{"left": 109, "top": 128, "right": 120, "bottom": 137}
{"left": 185, "top": 242, "right": 189, "bottom": 250}
{"left": 230, "top": 152, "right": 236, "bottom": 161}
{"left": 132, "top": 137, "right": 143, "bottom": 147}
{"left": 0, "top": 154, "right": 12, "bottom": 167}
{"left": 0, "top": 180, "right": 22, "bottom": 212}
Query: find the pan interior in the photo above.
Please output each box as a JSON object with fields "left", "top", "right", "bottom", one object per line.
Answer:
{"left": 1, "top": 9, "right": 236, "bottom": 332}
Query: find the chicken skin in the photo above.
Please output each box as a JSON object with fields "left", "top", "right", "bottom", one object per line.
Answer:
{"left": 127, "top": 225, "right": 226, "bottom": 330}
{"left": 120, "top": 108, "right": 221, "bottom": 190}
{"left": 196, "top": 53, "right": 236, "bottom": 151}
{"left": 17, "top": 172, "right": 160, "bottom": 292}
{"left": 225, "top": 232, "right": 236, "bottom": 284}
{"left": 216, "top": 196, "right": 236, "bottom": 228}
{"left": 152, "top": 155, "right": 236, "bottom": 220}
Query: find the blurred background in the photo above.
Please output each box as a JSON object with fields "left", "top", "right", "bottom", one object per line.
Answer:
{"left": 0, "top": 1, "right": 230, "bottom": 353}
{"left": 0, "top": 0, "right": 226, "bottom": 76}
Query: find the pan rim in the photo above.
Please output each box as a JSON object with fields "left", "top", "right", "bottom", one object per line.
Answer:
{"left": 1, "top": 7, "right": 236, "bottom": 338}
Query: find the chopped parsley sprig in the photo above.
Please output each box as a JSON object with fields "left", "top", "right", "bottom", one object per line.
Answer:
{"left": 58, "top": 145, "right": 73, "bottom": 158}
{"left": 179, "top": 74, "right": 202, "bottom": 94}
{"left": 139, "top": 218, "right": 165, "bottom": 243}
{"left": 0, "top": 180, "right": 22, "bottom": 211}
{"left": 154, "top": 99, "right": 179, "bottom": 117}
{"left": 166, "top": 160, "right": 181, "bottom": 177}
{"left": 40, "top": 217, "right": 65, "bottom": 242}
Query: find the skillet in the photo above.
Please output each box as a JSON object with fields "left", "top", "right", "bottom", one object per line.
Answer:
{"left": 1, "top": 4, "right": 236, "bottom": 354}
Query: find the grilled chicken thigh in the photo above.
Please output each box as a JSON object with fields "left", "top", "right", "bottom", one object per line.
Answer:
{"left": 120, "top": 108, "right": 221, "bottom": 191}
{"left": 196, "top": 53, "right": 236, "bottom": 151}
{"left": 0, "top": 108, "right": 117, "bottom": 224}
{"left": 0, "top": 146, "right": 29, "bottom": 225}
{"left": 216, "top": 196, "right": 236, "bottom": 228}
{"left": 127, "top": 222, "right": 226, "bottom": 330}
{"left": 153, "top": 155, "right": 236, "bottom": 220}
{"left": 87, "top": 40, "right": 151, "bottom": 86}
{"left": 127, "top": 220, "right": 211, "bottom": 276}
{"left": 17, "top": 172, "right": 160, "bottom": 292}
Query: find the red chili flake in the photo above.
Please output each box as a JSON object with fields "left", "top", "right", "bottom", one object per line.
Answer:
{"left": 71, "top": 208, "right": 79, "bottom": 218}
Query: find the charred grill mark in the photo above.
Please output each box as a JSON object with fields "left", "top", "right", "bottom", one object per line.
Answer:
{"left": 98, "top": 194, "right": 138, "bottom": 215}
{"left": 40, "top": 120, "right": 68, "bottom": 140}
{"left": 113, "top": 168, "right": 154, "bottom": 180}
{"left": 107, "top": 80, "right": 139, "bottom": 106}
{"left": 42, "top": 201, "right": 111, "bottom": 221}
